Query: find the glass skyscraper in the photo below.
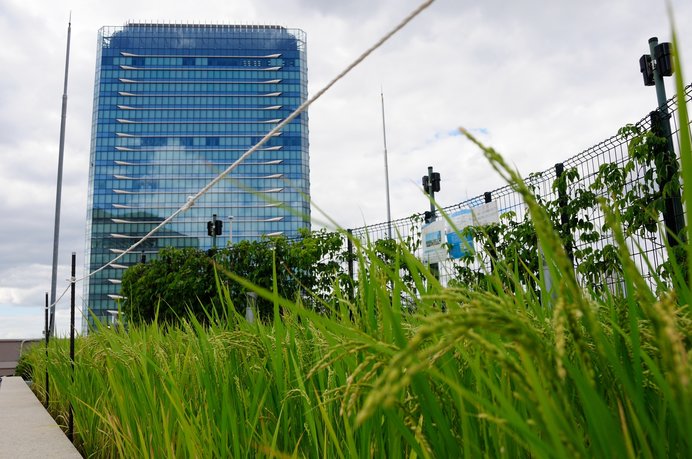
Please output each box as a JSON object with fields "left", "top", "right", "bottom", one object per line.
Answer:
{"left": 84, "top": 23, "right": 310, "bottom": 326}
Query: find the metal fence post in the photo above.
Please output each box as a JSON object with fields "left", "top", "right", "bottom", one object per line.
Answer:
{"left": 347, "top": 229, "right": 354, "bottom": 299}
{"left": 650, "top": 110, "right": 686, "bottom": 247}
{"left": 245, "top": 292, "right": 257, "bottom": 323}
{"left": 643, "top": 36, "right": 686, "bottom": 266}
{"left": 554, "top": 163, "right": 574, "bottom": 264}
{"left": 44, "top": 292, "right": 49, "bottom": 409}
{"left": 540, "top": 245, "right": 556, "bottom": 308}
{"left": 483, "top": 192, "right": 498, "bottom": 272}
{"left": 68, "top": 252, "right": 75, "bottom": 442}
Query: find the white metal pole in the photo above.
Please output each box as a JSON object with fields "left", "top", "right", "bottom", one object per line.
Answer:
{"left": 49, "top": 17, "right": 72, "bottom": 336}
{"left": 380, "top": 89, "right": 393, "bottom": 239}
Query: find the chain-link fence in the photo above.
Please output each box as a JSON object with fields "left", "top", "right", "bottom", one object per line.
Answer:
{"left": 342, "top": 83, "right": 692, "bottom": 291}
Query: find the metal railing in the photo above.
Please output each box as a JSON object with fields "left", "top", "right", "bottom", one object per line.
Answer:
{"left": 343, "top": 83, "right": 692, "bottom": 290}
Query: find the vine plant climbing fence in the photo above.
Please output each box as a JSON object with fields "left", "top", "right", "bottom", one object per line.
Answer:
{"left": 339, "top": 83, "right": 692, "bottom": 294}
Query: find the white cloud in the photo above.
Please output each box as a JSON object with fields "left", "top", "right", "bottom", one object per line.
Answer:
{"left": 0, "top": 304, "right": 77, "bottom": 339}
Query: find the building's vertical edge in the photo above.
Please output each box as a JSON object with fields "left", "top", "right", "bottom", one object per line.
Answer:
{"left": 82, "top": 27, "right": 106, "bottom": 333}
{"left": 297, "top": 29, "right": 310, "bottom": 227}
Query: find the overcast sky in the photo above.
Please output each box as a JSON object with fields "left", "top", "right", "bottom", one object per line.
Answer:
{"left": 1, "top": 0, "right": 691, "bottom": 338}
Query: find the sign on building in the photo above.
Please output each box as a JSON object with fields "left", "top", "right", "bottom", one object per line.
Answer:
{"left": 422, "top": 201, "right": 500, "bottom": 263}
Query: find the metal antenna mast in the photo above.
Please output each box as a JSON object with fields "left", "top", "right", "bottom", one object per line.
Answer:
{"left": 380, "top": 88, "right": 393, "bottom": 240}
{"left": 49, "top": 16, "right": 72, "bottom": 336}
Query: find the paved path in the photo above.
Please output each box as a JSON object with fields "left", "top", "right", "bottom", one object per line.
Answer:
{"left": 0, "top": 339, "right": 41, "bottom": 377}
{"left": 0, "top": 376, "right": 81, "bottom": 458}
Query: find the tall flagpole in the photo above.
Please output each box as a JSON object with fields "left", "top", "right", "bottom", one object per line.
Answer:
{"left": 380, "top": 88, "right": 393, "bottom": 240}
{"left": 49, "top": 16, "right": 72, "bottom": 336}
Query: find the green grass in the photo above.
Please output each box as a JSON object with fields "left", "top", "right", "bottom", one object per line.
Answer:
{"left": 22, "top": 29, "right": 692, "bottom": 458}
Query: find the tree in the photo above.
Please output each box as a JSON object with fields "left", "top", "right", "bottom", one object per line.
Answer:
{"left": 121, "top": 247, "right": 219, "bottom": 325}
{"left": 215, "top": 228, "right": 346, "bottom": 318}
{"left": 121, "top": 229, "right": 348, "bottom": 325}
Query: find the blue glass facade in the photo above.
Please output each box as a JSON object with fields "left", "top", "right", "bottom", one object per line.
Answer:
{"left": 84, "top": 23, "right": 310, "bottom": 326}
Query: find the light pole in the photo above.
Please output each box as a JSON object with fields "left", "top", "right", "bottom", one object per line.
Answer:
{"left": 228, "top": 215, "right": 234, "bottom": 245}
{"left": 381, "top": 89, "right": 393, "bottom": 239}
{"left": 639, "top": 36, "right": 685, "bottom": 248}
{"left": 640, "top": 37, "right": 673, "bottom": 110}
{"left": 422, "top": 166, "right": 441, "bottom": 223}
{"left": 422, "top": 166, "right": 441, "bottom": 279}
{"left": 207, "top": 214, "right": 222, "bottom": 249}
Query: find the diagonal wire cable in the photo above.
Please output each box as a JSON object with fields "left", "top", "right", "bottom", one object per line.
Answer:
{"left": 48, "top": 283, "right": 72, "bottom": 311}
{"left": 67, "top": 0, "right": 435, "bottom": 291}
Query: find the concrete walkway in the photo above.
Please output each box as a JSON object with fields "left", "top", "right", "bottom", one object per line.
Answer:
{"left": 0, "top": 376, "right": 81, "bottom": 458}
{"left": 0, "top": 339, "right": 41, "bottom": 377}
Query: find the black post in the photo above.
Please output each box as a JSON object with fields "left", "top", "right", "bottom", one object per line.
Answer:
{"left": 422, "top": 166, "right": 441, "bottom": 224}
{"left": 554, "top": 163, "right": 574, "bottom": 264}
{"left": 483, "top": 192, "right": 498, "bottom": 271}
{"left": 44, "top": 292, "right": 49, "bottom": 409}
{"left": 422, "top": 167, "right": 441, "bottom": 280}
{"left": 427, "top": 166, "right": 436, "bottom": 220}
{"left": 347, "top": 229, "right": 354, "bottom": 299}
{"left": 650, "top": 110, "right": 685, "bottom": 247}
{"left": 68, "top": 252, "right": 75, "bottom": 442}
{"left": 640, "top": 36, "right": 686, "bottom": 265}
{"left": 212, "top": 214, "right": 218, "bottom": 249}
{"left": 429, "top": 262, "right": 440, "bottom": 280}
